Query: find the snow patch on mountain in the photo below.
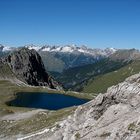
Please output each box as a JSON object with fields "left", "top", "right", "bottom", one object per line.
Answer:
{"left": 2, "top": 46, "right": 12, "bottom": 52}
{"left": 25, "top": 45, "right": 42, "bottom": 51}
{"left": 0, "top": 44, "right": 14, "bottom": 52}
{"left": 60, "top": 46, "right": 74, "bottom": 53}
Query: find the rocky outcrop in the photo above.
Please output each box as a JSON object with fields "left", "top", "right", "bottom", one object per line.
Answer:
{"left": 25, "top": 72, "right": 140, "bottom": 140}
{"left": 3, "top": 48, "right": 60, "bottom": 89}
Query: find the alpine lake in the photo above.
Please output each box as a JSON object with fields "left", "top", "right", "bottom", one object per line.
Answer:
{"left": 7, "top": 92, "right": 89, "bottom": 110}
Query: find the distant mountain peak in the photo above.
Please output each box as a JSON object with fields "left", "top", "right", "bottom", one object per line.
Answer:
{"left": 24, "top": 44, "right": 42, "bottom": 51}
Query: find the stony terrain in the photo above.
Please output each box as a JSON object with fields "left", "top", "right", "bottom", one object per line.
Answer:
{"left": 13, "top": 72, "right": 140, "bottom": 140}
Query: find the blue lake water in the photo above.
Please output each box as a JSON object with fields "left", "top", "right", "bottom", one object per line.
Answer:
{"left": 7, "top": 92, "right": 89, "bottom": 110}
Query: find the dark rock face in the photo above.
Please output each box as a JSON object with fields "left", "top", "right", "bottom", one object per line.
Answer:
{"left": 4, "top": 48, "right": 59, "bottom": 89}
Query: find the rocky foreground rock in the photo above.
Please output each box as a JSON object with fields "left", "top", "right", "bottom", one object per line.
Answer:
{"left": 2, "top": 48, "right": 60, "bottom": 89}
{"left": 22, "top": 73, "right": 140, "bottom": 140}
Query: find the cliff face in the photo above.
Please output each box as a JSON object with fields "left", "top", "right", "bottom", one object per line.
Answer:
{"left": 30, "top": 73, "right": 140, "bottom": 140}
{"left": 3, "top": 48, "right": 60, "bottom": 89}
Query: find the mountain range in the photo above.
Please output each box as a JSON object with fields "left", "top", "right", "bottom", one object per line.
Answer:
{"left": 0, "top": 44, "right": 117, "bottom": 72}
{"left": 1, "top": 44, "right": 140, "bottom": 93}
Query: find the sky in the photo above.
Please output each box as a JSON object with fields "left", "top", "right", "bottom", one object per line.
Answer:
{"left": 0, "top": 0, "right": 140, "bottom": 49}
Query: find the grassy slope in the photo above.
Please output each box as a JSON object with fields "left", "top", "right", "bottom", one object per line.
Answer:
{"left": 57, "top": 59, "right": 127, "bottom": 89}
{"left": 83, "top": 60, "right": 140, "bottom": 94}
